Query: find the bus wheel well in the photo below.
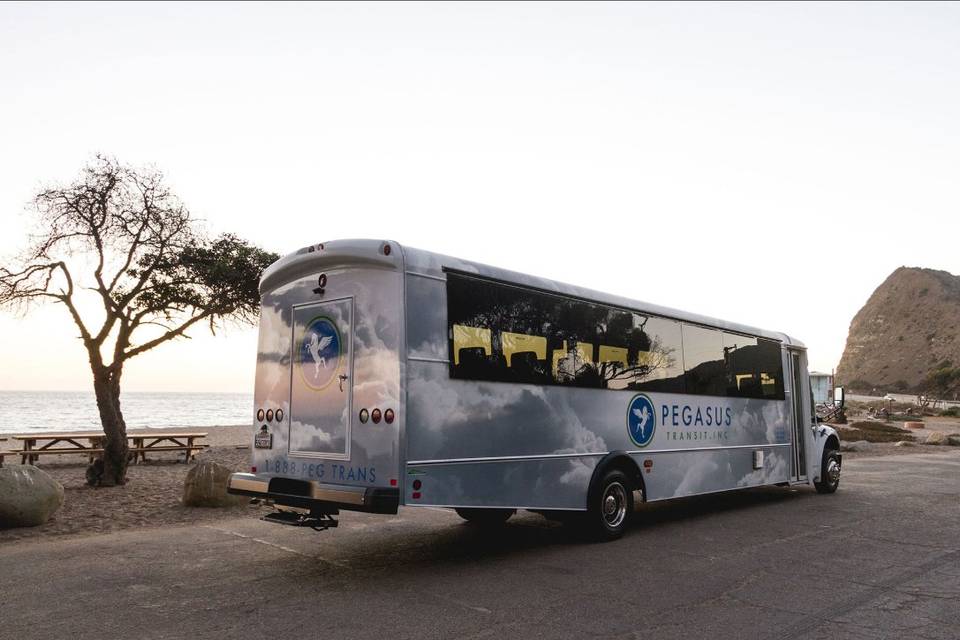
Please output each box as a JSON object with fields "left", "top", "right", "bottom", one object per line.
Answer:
{"left": 590, "top": 453, "right": 645, "bottom": 504}
{"left": 825, "top": 434, "right": 840, "bottom": 452}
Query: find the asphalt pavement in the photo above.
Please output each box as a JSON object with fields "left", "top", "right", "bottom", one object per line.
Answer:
{"left": 2, "top": 450, "right": 959, "bottom": 640}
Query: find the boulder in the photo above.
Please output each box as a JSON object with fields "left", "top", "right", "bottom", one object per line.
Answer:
{"left": 0, "top": 465, "right": 64, "bottom": 528}
{"left": 183, "top": 459, "right": 245, "bottom": 508}
{"left": 924, "top": 431, "right": 947, "bottom": 446}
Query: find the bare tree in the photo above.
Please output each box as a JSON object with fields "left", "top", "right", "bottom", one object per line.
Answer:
{"left": 0, "top": 156, "right": 277, "bottom": 486}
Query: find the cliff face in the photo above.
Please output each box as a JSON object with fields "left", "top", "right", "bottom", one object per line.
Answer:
{"left": 836, "top": 267, "right": 960, "bottom": 392}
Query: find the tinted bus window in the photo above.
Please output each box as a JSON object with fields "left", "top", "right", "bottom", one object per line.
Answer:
{"left": 447, "top": 274, "right": 554, "bottom": 385}
{"left": 756, "top": 339, "right": 785, "bottom": 399}
{"left": 446, "top": 274, "right": 780, "bottom": 399}
{"left": 722, "top": 332, "right": 785, "bottom": 400}
{"left": 723, "top": 332, "right": 760, "bottom": 398}
{"left": 682, "top": 324, "right": 726, "bottom": 396}
{"left": 607, "top": 315, "right": 684, "bottom": 393}
{"left": 447, "top": 273, "right": 685, "bottom": 391}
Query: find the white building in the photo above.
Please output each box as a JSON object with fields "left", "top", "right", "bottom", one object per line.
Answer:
{"left": 810, "top": 371, "right": 834, "bottom": 405}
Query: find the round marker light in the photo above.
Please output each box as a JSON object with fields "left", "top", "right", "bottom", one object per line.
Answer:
{"left": 412, "top": 479, "right": 422, "bottom": 490}
{"left": 266, "top": 409, "right": 274, "bottom": 422}
{"left": 276, "top": 408, "right": 284, "bottom": 423}
{"left": 371, "top": 408, "right": 382, "bottom": 424}
{"left": 257, "top": 409, "right": 265, "bottom": 422}
{"left": 384, "top": 408, "right": 395, "bottom": 424}
{"left": 359, "top": 408, "right": 369, "bottom": 423}
{"left": 382, "top": 243, "right": 391, "bottom": 256}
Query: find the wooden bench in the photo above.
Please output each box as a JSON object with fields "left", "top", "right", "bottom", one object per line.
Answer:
{"left": 20, "top": 448, "right": 105, "bottom": 464}
{"left": 0, "top": 450, "right": 15, "bottom": 467}
{"left": 16, "top": 446, "right": 209, "bottom": 465}
{"left": 128, "top": 433, "right": 208, "bottom": 464}
{"left": 11, "top": 432, "right": 210, "bottom": 465}
{"left": 127, "top": 444, "right": 209, "bottom": 462}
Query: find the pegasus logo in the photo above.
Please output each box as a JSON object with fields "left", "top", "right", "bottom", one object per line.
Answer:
{"left": 307, "top": 333, "right": 334, "bottom": 377}
{"left": 627, "top": 394, "right": 656, "bottom": 447}
{"left": 632, "top": 406, "right": 651, "bottom": 441}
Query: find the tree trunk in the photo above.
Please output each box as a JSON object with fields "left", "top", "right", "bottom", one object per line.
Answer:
{"left": 90, "top": 367, "right": 129, "bottom": 486}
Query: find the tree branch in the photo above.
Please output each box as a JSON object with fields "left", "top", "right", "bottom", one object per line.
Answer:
{"left": 121, "top": 311, "right": 213, "bottom": 361}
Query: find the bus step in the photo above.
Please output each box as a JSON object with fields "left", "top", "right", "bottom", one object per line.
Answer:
{"left": 261, "top": 511, "right": 339, "bottom": 531}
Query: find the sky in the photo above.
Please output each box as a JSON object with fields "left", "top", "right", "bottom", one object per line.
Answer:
{"left": 0, "top": 1, "right": 958, "bottom": 392}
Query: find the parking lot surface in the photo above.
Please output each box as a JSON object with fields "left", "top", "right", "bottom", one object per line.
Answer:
{"left": 2, "top": 451, "right": 959, "bottom": 639}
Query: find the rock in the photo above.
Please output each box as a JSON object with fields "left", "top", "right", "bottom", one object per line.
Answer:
{"left": 840, "top": 440, "right": 872, "bottom": 452}
{"left": 948, "top": 435, "right": 960, "bottom": 447}
{"left": 183, "top": 460, "right": 245, "bottom": 508}
{"left": 924, "top": 431, "right": 947, "bottom": 445}
{"left": 894, "top": 440, "right": 915, "bottom": 447}
{"left": 0, "top": 465, "right": 65, "bottom": 528}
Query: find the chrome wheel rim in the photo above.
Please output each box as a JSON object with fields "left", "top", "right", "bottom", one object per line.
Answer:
{"left": 602, "top": 482, "right": 628, "bottom": 529}
{"left": 827, "top": 458, "right": 841, "bottom": 485}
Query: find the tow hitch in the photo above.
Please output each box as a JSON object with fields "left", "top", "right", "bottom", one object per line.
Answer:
{"left": 252, "top": 500, "right": 340, "bottom": 532}
{"left": 261, "top": 510, "right": 339, "bottom": 531}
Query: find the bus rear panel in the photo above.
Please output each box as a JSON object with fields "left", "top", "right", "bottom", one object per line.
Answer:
{"left": 228, "top": 240, "right": 403, "bottom": 515}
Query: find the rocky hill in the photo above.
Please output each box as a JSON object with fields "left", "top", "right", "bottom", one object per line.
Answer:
{"left": 836, "top": 267, "right": 960, "bottom": 392}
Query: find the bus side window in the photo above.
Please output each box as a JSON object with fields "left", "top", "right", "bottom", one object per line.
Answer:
{"left": 682, "top": 324, "right": 726, "bottom": 396}
{"left": 756, "top": 339, "right": 785, "bottom": 399}
{"left": 723, "top": 332, "right": 760, "bottom": 398}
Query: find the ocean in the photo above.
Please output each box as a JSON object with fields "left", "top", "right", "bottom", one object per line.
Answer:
{"left": 0, "top": 390, "right": 254, "bottom": 434}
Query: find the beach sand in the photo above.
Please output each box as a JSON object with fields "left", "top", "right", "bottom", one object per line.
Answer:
{"left": 0, "top": 425, "right": 270, "bottom": 544}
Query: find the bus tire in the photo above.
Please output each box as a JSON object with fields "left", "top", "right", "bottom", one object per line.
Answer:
{"left": 584, "top": 468, "right": 633, "bottom": 541}
{"left": 455, "top": 508, "right": 515, "bottom": 526}
{"left": 814, "top": 449, "right": 841, "bottom": 494}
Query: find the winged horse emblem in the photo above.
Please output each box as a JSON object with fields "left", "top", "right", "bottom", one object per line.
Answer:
{"left": 632, "top": 405, "right": 651, "bottom": 440}
{"left": 307, "top": 333, "right": 334, "bottom": 377}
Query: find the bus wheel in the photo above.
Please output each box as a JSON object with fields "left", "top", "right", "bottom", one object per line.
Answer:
{"left": 585, "top": 469, "right": 633, "bottom": 541}
{"left": 455, "top": 508, "right": 515, "bottom": 526}
{"left": 814, "top": 449, "right": 841, "bottom": 494}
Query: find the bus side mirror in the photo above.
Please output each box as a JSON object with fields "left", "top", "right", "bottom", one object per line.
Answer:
{"left": 834, "top": 386, "right": 845, "bottom": 408}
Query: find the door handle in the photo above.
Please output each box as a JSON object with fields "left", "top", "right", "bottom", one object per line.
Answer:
{"left": 339, "top": 374, "right": 348, "bottom": 392}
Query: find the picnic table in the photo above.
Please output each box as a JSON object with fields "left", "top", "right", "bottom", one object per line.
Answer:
{"left": 11, "top": 431, "right": 208, "bottom": 465}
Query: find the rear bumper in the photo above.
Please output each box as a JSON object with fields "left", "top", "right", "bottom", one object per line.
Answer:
{"left": 227, "top": 473, "right": 399, "bottom": 514}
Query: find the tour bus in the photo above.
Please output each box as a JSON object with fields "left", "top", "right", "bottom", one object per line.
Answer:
{"left": 227, "top": 239, "right": 842, "bottom": 540}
